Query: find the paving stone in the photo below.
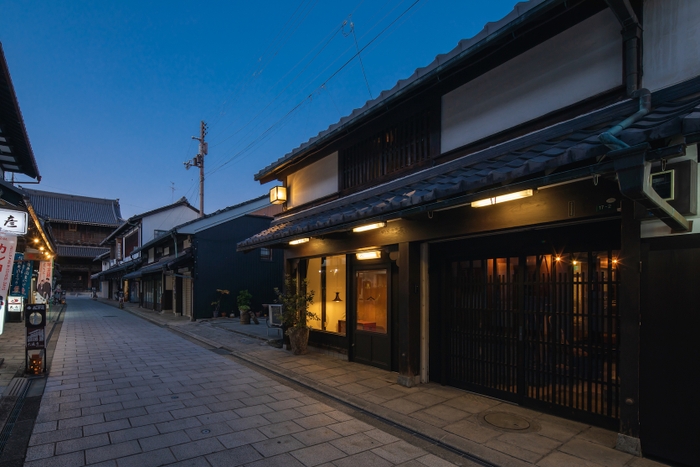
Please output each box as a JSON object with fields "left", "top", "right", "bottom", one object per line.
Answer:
{"left": 85, "top": 440, "right": 141, "bottom": 464}
{"left": 559, "top": 438, "right": 634, "bottom": 466}
{"left": 291, "top": 441, "right": 346, "bottom": 466}
{"left": 416, "top": 453, "right": 460, "bottom": 467}
{"left": 327, "top": 419, "right": 374, "bottom": 436}
{"left": 330, "top": 432, "right": 383, "bottom": 455}
{"left": 246, "top": 452, "right": 306, "bottom": 467}
{"left": 83, "top": 418, "right": 132, "bottom": 436}
{"left": 292, "top": 426, "right": 342, "bottom": 447}
{"left": 115, "top": 447, "right": 177, "bottom": 467}
{"left": 170, "top": 437, "right": 227, "bottom": 461}
{"left": 372, "top": 440, "right": 426, "bottom": 464}
{"left": 252, "top": 434, "right": 306, "bottom": 457}
{"left": 295, "top": 413, "right": 336, "bottom": 430}
{"left": 55, "top": 433, "right": 110, "bottom": 455}
{"left": 332, "top": 450, "right": 393, "bottom": 467}
{"left": 29, "top": 427, "right": 83, "bottom": 446}
{"left": 206, "top": 444, "right": 263, "bottom": 467}
{"left": 109, "top": 425, "right": 160, "bottom": 444}
{"left": 156, "top": 415, "right": 203, "bottom": 433}
{"left": 138, "top": 430, "right": 191, "bottom": 451}
{"left": 258, "top": 420, "right": 305, "bottom": 438}
{"left": 24, "top": 443, "right": 56, "bottom": 461}
{"left": 104, "top": 406, "right": 148, "bottom": 421}
{"left": 24, "top": 450, "right": 86, "bottom": 467}
{"left": 57, "top": 413, "right": 106, "bottom": 429}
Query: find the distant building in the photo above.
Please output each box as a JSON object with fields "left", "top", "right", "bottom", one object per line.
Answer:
{"left": 22, "top": 189, "right": 122, "bottom": 291}
{"left": 120, "top": 195, "right": 282, "bottom": 319}
{"left": 95, "top": 197, "right": 199, "bottom": 301}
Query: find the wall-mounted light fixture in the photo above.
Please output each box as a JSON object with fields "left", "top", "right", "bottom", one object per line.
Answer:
{"left": 356, "top": 250, "right": 381, "bottom": 260}
{"left": 471, "top": 189, "right": 534, "bottom": 208}
{"left": 269, "top": 186, "right": 287, "bottom": 205}
{"left": 352, "top": 222, "right": 386, "bottom": 233}
{"left": 289, "top": 238, "right": 309, "bottom": 246}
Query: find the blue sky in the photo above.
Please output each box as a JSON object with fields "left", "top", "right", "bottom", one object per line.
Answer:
{"left": 2, "top": 0, "right": 520, "bottom": 218}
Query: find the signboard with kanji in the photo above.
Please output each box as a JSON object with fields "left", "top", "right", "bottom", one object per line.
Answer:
{"left": 0, "top": 234, "right": 18, "bottom": 335}
{"left": 0, "top": 209, "right": 28, "bottom": 235}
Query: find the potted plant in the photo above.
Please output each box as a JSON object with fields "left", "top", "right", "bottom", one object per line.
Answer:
{"left": 211, "top": 289, "right": 229, "bottom": 318}
{"left": 237, "top": 289, "right": 253, "bottom": 324}
{"left": 274, "top": 275, "right": 317, "bottom": 355}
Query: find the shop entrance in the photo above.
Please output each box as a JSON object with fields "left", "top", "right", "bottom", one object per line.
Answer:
{"left": 352, "top": 267, "right": 391, "bottom": 370}
{"left": 432, "top": 224, "right": 621, "bottom": 427}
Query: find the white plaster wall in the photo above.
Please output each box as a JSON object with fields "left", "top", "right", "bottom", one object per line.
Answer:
{"left": 141, "top": 206, "right": 198, "bottom": 245}
{"left": 641, "top": 145, "right": 700, "bottom": 238}
{"left": 643, "top": 0, "right": 700, "bottom": 92}
{"left": 441, "top": 10, "right": 622, "bottom": 153}
{"left": 287, "top": 151, "right": 338, "bottom": 208}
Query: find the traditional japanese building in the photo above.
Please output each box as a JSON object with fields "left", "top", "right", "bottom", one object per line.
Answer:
{"left": 95, "top": 197, "right": 199, "bottom": 303}
{"left": 121, "top": 195, "right": 282, "bottom": 319}
{"left": 22, "top": 189, "right": 122, "bottom": 292}
{"left": 239, "top": 1, "right": 700, "bottom": 464}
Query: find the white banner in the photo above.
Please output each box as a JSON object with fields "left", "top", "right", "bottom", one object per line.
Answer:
{"left": 0, "top": 234, "right": 18, "bottom": 335}
{"left": 38, "top": 260, "right": 53, "bottom": 301}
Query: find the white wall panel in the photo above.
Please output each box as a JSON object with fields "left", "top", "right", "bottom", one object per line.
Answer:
{"left": 287, "top": 152, "right": 338, "bottom": 208}
{"left": 442, "top": 10, "right": 621, "bottom": 153}
{"left": 643, "top": 0, "right": 700, "bottom": 92}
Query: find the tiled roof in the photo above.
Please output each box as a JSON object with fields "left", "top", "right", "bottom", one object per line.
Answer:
{"left": 0, "top": 42, "right": 40, "bottom": 180}
{"left": 23, "top": 188, "right": 122, "bottom": 227}
{"left": 101, "top": 196, "right": 198, "bottom": 244}
{"left": 57, "top": 245, "right": 110, "bottom": 259}
{"left": 238, "top": 80, "right": 700, "bottom": 250}
{"left": 255, "top": 0, "right": 553, "bottom": 181}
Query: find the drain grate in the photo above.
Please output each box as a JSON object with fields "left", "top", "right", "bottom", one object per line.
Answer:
{"left": 2, "top": 378, "right": 28, "bottom": 398}
{"left": 0, "top": 378, "right": 30, "bottom": 454}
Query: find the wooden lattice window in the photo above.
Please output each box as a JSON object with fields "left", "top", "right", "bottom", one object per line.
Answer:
{"left": 341, "top": 110, "right": 432, "bottom": 190}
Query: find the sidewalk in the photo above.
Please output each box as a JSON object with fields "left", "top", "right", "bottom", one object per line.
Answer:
{"left": 115, "top": 300, "right": 665, "bottom": 467}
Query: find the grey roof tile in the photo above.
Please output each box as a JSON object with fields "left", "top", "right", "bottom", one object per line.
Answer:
{"left": 239, "top": 89, "right": 700, "bottom": 250}
{"left": 23, "top": 189, "right": 122, "bottom": 227}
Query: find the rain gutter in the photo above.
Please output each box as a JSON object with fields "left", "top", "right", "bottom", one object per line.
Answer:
{"left": 599, "top": 88, "right": 691, "bottom": 232}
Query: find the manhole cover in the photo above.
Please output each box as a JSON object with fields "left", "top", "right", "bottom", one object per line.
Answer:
{"left": 483, "top": 412, "right": 530, "bottom": 431}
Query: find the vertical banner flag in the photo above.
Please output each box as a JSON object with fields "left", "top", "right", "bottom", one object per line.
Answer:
{"left": 37, "top": 260, "right": 53, "bottom": 301}
{"left": 11, "top": 252, "right": 32, "bottom": 300}
{"left": 0, "top": 234, "right": 18, "bottom": 335}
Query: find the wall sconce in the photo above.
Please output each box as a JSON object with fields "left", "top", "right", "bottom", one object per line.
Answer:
{"left": 356, "top": 250, "right": 381, "bottom": 260}
{"left": 269, "top": 186, "right": 287, "bottom": 205}
{"left": 332, "top": 292, "right": 342, "bottom": 302}
{"left": 471, "top": 189, "right": 534, "bottom": 207}
{"left": 289, "top": 238, "right": 309, "bottom": 246}
{"left": 352, "top": 222, "right": 386, "bottom": 233}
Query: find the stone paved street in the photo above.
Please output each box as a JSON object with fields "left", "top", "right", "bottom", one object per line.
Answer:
{"left": 25, "top": 297, "right": 463, "bottom": 467}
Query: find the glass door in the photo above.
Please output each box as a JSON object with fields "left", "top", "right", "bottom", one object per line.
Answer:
{"left": 353, "top": 268, "right": 390, "bottom": 369}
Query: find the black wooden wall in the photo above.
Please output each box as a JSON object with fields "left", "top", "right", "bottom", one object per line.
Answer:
{"left": 192, "top": 215, "right": 284, "bottom": 320}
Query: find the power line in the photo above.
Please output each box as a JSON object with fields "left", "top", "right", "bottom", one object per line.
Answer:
{"left": 206, "top": 0, "right": 422, "bottom": 177}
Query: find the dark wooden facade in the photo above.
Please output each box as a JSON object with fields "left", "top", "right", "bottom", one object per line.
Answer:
{"left": 240, "top": 2, "right": 700, "bottom": 464}
{"left": 193, "top": 215, "right": 283, "bottom": 320}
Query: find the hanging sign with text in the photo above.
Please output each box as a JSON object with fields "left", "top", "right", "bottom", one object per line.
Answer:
{"left": 0, "top": 234, "right": 18, "bottom": 335}
{"left": 0, "top": 209, "right": 28, "bottom": 236}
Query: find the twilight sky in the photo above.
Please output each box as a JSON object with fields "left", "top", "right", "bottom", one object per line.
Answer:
{"left": 2, "top": 0, "right": 519, "bottom": 218}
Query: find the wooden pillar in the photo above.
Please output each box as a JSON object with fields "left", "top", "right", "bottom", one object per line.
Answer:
{"left": 397, "top": 242, "right": 421, "bottom": 387}
{"left": 617, "top": 198, "right": 642, "bottom": 455}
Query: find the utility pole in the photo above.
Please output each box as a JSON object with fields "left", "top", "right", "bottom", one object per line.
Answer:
{"left": 184, "top": 121, "right": 208, "bottom": 217}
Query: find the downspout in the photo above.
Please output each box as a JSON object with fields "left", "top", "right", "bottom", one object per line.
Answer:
{"left": 171, "top": 232, "right": 178, "bottom": 258}
{"left": 605, "top": 0, "right": 643, "bottom": 96}
{"left": 599, "top": 88, "right": 650, "bottom": 150}
{"left": 599, "top": 89, "right": 691, "bottom": 232}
